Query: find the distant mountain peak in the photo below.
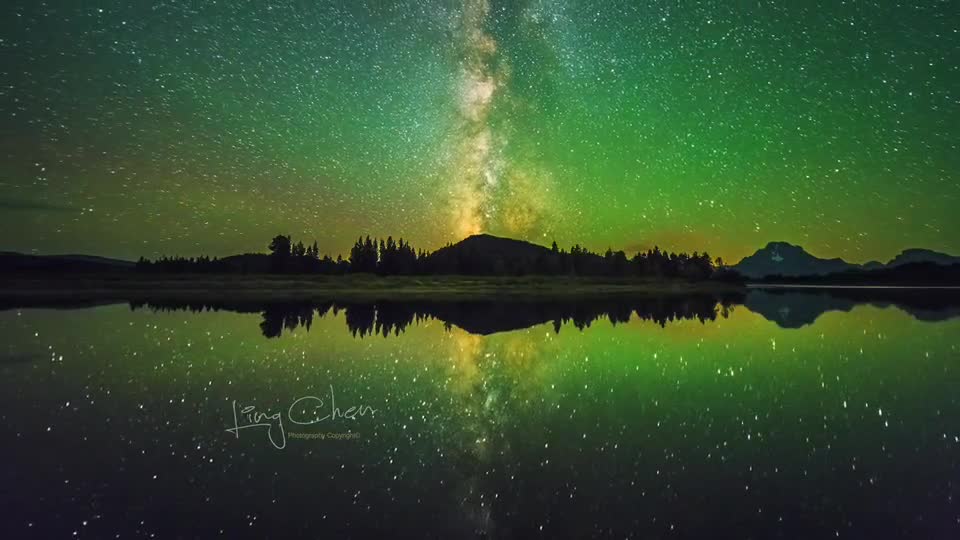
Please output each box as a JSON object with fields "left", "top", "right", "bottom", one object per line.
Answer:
{"left": 463, "top": 232, "right": 531, "bottom": 241}
{"left": 887, "top": 248, "right": 959, "bottom": 268}
{"left": 734, "top": 242, "right": 854, "bottom": 279}
{"left": 461, "top": 233, "right": 508, "bottom": 242}
{"left": 425, "top": 234, "right": 553, "bottom": 274}
{"left": 453, "top": 234, "right": 548, "bottom": 250}
{"left": 0, "top": 252, "right": 134, "bottom": 273}
{"left": 735, "top": 242, "right": 960, "bottom": 279}
{"left": 764, "top": 241, "right": 799, "bottom": 249}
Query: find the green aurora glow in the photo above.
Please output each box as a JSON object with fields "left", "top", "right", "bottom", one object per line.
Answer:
{"left": 2, "top": 1, "right": 957, "bottom": 263}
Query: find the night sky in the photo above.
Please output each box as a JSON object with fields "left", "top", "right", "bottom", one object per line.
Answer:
{"left": 2, "top": 0, "right": 957, "bottom": 263}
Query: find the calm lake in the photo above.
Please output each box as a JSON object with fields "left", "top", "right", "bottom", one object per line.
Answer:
{"left": 1, "top": 288, "right": 958, "bottom": 538}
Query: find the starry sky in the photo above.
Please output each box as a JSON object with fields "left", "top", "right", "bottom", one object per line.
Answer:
{"left": 2, "top": 0, "right": 957, "bottom": 263}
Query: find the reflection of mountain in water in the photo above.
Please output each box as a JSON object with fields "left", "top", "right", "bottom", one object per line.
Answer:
{"left": 745, "top": 287, "right": 960, "bottom": 328}
{"left": 130, "top": 293, "right": 744, "bottom": 338}
{"left": 4, "top": 288, "right": 957, "bottom": 338}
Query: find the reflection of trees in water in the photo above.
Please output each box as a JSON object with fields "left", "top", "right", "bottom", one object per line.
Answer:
{"left": 129, "top": 293, "right": 742, "bottom": 339}
{"left": 127, "top": 294, "right": 747, "bottom": 536}
{"left": 259, "top": 304, "right": 315, "bottom": 338}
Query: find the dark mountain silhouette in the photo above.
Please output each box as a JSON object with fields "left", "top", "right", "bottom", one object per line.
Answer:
{"left": 5, "top": 234, "right": 958, "bottom": 284}
{"left": 422, "top": 234, "right": 556, "bottom": 275}
{"left": 219, "top": 253, "right": 273, "bottom": 273}
{"left": 861, "top": 248, "right": 960, "bottom": 271}
{"left": 733, "top": 242, "right": 855, "bottom": 279}
{"left": 734, "top": 243, "right": 960, "bottom": 279}
{"left": 886, "top": 248, "right": 960, "bottom": 268}
{"left": 0, "top": 252, "right": 134, "bottom": 273}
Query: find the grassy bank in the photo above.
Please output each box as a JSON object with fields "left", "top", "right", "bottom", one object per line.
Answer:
{"left": 0, "top": 274, "right": 744, "bottom": 303}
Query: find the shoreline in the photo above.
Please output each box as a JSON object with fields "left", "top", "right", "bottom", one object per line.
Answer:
{"left": 0, "top": 274, "right": 746, "bottom": 303}
{"left": 749, "top": 283, "right": 960, "bottom": 290}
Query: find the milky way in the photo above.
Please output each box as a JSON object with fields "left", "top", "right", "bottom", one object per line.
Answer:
{"left": 450, "top": 0, "right": 501, "bottom": 237}
{"left": 449, "top": 0, "right": 553, "bottom": 239}
{"left": 1, "top": 1, "right": 957, "bottom": 262}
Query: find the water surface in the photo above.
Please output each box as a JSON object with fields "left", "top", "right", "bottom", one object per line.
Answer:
{"left": 1, "top": 290, "right": 958, "bottom": 538}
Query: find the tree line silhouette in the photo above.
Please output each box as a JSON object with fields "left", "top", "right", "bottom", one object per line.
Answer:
{"left": 135, "top": 233, "right": 741, "bottom": 281}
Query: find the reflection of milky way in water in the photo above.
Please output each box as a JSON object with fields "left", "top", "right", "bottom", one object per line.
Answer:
{"left": 3, "top": 301, "right": 960, "bottom": 537}
{"left": 446, "top": 329, "right": 553, "bottom": 537}
{"left": 450, "top": 0, "right": 551, "bottom": 240}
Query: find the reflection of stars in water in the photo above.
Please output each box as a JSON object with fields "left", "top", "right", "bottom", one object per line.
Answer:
{"left": 442, "top": 326, "right": 554, "bottom": 537}
{"left": 444, "top": 329, "right": 496, "bottom": 534}
{"left": 7, "top": 298, "right": 960, "bottom": 537}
